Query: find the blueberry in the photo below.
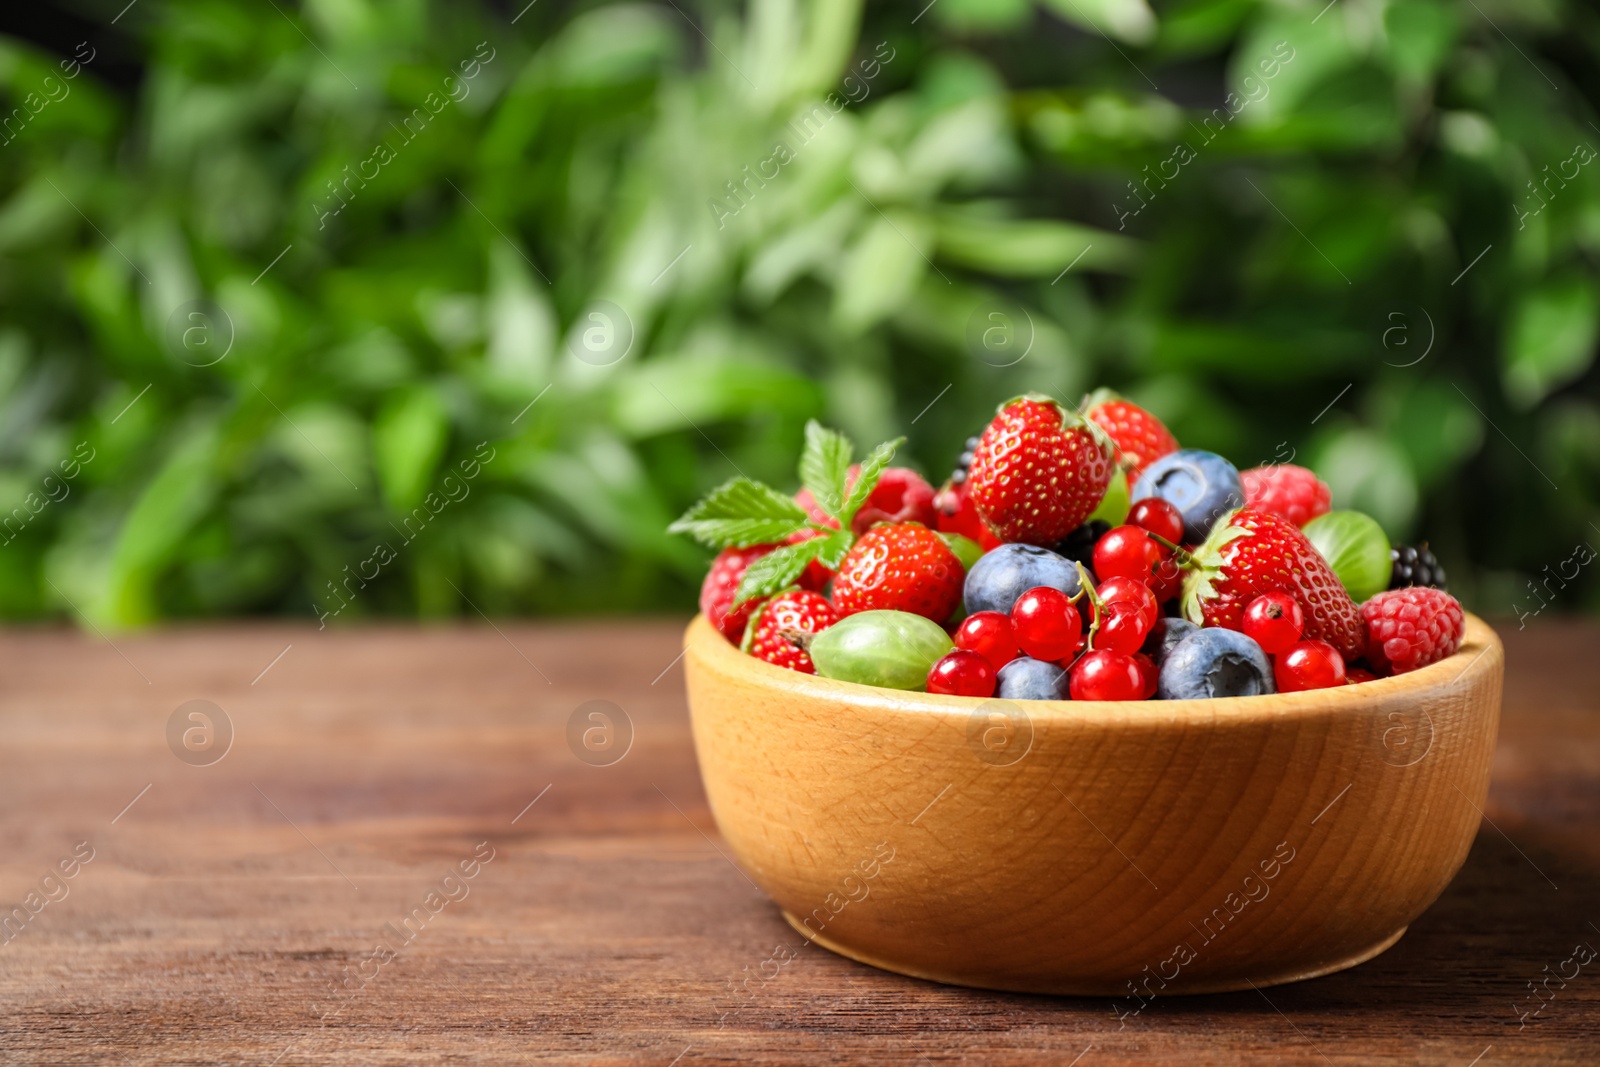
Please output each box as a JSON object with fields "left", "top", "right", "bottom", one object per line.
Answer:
{"left": 1131, "top": 450, "right": 1243, "bottom": 544}
{"left": 1158, "top": 627, "right": 1275, "bottom": 700}
{"left": 996, "top": 656, "right": 1071, "bottom": 700}
{"left": 964, "top": 543, "right": 1085, "bottom": 616}
{"left": 1142, "top": 617, "right": 1198, "bottom": 671}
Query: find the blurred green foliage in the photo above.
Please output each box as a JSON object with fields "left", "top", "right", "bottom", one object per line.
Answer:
{"left": 0, "top": 0, "right": 1596, "bottom": 627}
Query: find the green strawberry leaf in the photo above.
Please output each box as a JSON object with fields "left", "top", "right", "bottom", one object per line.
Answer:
{"left": 1179, "top": 507, "right": 1249, "bottom": 623}
{"left": 733, "top": 538, "right": 824, "bottom": 607}
{"left": 667, "top": 477, "right": 809, "bottom": 548}
{"left": 798, "top": 420, "right": 854, "bottom": 523}
{"left": 814, "top": 528, "right": 854, "bottom": 570}
{"left": 837, "top": 436, "right": 904, "bottom": 530}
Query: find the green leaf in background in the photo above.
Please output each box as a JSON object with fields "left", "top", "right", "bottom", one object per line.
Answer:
{"left": 1382, "top": 0, "right": 1461, "bottom": 85}
{"left": 1503, "top": 276, "right": 1600, "bottom": 409}
{"left": 833, "top": 212, "right": 932, "bottom": 334}
{"left": 935, "top": 213, "right": 1137, "bottom": 277}
{"left": 937, "top": 0, "right": 1032, "bottom": 34}
{"left": 667, "top": 477, "right": 809, "bottom": 548}
{"left": 373, "top": 386, "right": 449, "bottom": 512}
{"left": 1038, "top": 0, "right": 1157, "bottom": 45}
{"left": 1310, "top": 429, "right": 1420, "bottom": 540}
{"left": 92, "top": 418, "right": 222, "bottom": 626}
{"left": 798, "top": 419, "right": 854, "bottom": 520}
{"left": 0, "top": 0, "right": 1596, "bottom": 625}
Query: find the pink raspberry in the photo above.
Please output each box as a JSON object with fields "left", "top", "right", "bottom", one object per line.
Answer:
{"left": 700, "top": 544, "right": 777, "bottom": 642}
{"left": 794, "top": 466, "right": 935, "bottom": 536}
{"left": 1360, "top": 588, "right": 1465, "bottom": 675}
{"left": 1240, "top": 464, "right": 1332, "bottom": 527}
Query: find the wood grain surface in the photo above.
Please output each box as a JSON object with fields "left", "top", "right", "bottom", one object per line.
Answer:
{"left": 0, "top": 618, "right": 1595, "bottom": 1065}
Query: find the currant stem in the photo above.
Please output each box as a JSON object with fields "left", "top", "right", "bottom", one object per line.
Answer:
{"left": 1074, "top": 562, "right": 1104, "bottom": 647}
{"left": 1147, "top": 533, "right": 1196, "bottom": 568}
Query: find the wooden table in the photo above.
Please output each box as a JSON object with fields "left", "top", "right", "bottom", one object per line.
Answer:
{"left": 0, "top": 619, "right": 1595, "bottom": 1065}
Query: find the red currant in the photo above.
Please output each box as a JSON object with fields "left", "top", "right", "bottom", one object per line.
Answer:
{"left": 1274, "top": 639, "right": 1346, "bottom": 692}
{"left": 1132, "top": 652, "right": 1158, "bottom": 699}
{"left": 1128, "top": 497, "right": 1184, "bottom": 546}
{"left": 954, "top": 611, "right": 1021, "bottom": 671}
{"left": 1242, "top": 592, "right": 1304, "bottom": 655}
{"left": 1094, "top": 600, "right": 1151, "bottom": 655}
{"left": 1069, "top": 649, "right": 1145, "bottom": 701}
{"left": 1345, "top": 666, "right": 1379, "bottom": 685}
{"left": 1095, "top": 576, "right": 1159, "bottom": 627}
{"left": 927, "top": 649, "right": 997, "bottom": 697}
{"left": 1149, "top": 551, "right": 1184, "bottom": 603}
{"left": 1092, "top": 525, "right": 1162, "bottom": 582}
{"left": 1011, "top": 586, "right": 1084, "bottom": 662}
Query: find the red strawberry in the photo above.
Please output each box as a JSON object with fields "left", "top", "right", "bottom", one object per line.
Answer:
{"left": 831, "top": 522, "right": 964, "bottom": 622}
{"left": 700, "top": 544, "right": 777, "bottom": 642}
{"left": 1181, "top": 506, "right": 1367, "bottom": 660}
{"left": 745, "top": 590, "right": 839, "bottom": 673}
{"left": 1360, "top": 588, "right": 1464, "bottom": 675}
{"left": 1240, "top": 464, "right": 1331, "bottom": 528}
{"left": 967, "top": 396, "right": 1117, "bottom": 545}
{"left": 1085, "top": 390, "right": 1178, "bottom": 480}
{"left": 791, "top": 465, "right": 937, "bottom": 589}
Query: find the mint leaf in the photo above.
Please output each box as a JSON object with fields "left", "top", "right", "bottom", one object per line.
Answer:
{"left": 814, "top": 528, "right": 854, "bottom": 570}
{"left": 732, "top": 539, "right": 823, "bottom": 607}
{"left": 837, "top": 436, "right": 904, "bottom": 530}
{"left": 798, "top": 420, "right": 854, "bottom": 522}
{"left": 667, "top": 477, "right": 808, "bottom": 548}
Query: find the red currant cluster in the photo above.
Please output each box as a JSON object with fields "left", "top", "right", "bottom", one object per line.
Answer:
{"left": 1241, "top": 592, "right": 1351, "bottom": 691}
{"left": 927, "top": 498, "right": 1189, "bottom": 701}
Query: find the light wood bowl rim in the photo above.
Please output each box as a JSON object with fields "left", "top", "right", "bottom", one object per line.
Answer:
{"left": 685, "top": 611, "right": 1500, "bottom": 721}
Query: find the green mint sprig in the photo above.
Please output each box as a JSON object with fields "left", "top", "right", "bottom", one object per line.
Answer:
{"left": 667, "top": 420, "right": 904, "bottom": 607}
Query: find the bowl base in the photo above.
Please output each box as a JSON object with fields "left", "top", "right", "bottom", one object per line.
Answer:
{"left": 781, "top": 912, "right": 1409, "bottom": 996}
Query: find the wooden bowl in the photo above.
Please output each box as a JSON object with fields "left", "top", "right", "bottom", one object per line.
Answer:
{"left": 683, "top": 612, "right": 1503, "bottom": 996}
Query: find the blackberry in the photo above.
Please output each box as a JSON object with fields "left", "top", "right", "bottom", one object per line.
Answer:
{"left": 948, "top": 435, "right": 980, "bottom": 486}
{"left": 1388, "top": 542, "right": 1447, "bottom": 592}
{"left": 1054, "top": 520, "right": 1110, "bottom": 568}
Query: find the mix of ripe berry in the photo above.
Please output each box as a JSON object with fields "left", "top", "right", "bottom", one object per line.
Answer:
{"left": 674, "top": 393, "right": 1465, "bottom": 701}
